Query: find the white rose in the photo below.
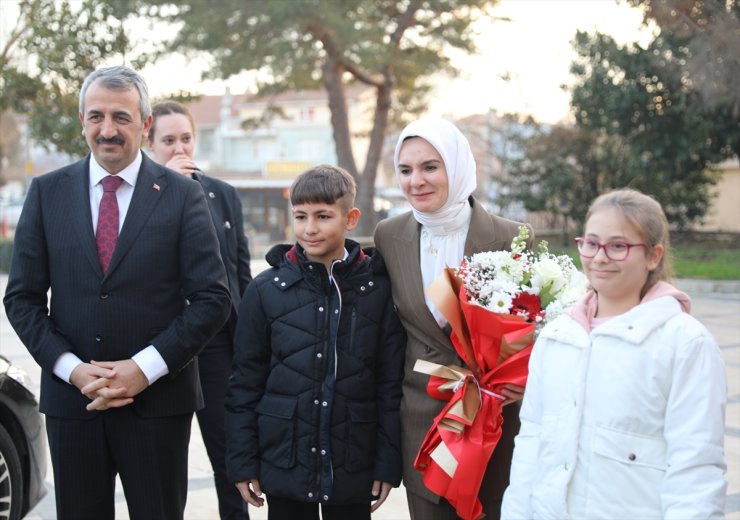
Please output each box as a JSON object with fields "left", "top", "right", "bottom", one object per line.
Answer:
{"left": 531, "top": 257, "right": 564, "bottom": 294}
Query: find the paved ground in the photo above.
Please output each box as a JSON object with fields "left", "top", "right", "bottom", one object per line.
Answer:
{"left": 1, "top": 269, "right": 737, "bottom": 519}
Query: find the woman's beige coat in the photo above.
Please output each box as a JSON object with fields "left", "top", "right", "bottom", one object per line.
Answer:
{"left": 374, "top": 198, "right": 532, "bottom": 507}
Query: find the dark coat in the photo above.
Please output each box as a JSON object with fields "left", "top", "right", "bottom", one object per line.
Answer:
{"left": 3, "top": 154, "right": 231, "bottom": 419}
{"left": 193, "top": 171, "right": 251, "bottom": 334}
{"left": 225, "top": 240, "right": 405, "bottom": 505}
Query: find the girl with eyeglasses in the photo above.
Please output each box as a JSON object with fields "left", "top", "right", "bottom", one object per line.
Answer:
{"left": 502, "top": 188, "right": 727, "bottom": 519}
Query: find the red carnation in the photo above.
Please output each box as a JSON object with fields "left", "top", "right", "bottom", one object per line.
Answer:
{"left": 512, "top": 292, "right": 543, "bottom": 322}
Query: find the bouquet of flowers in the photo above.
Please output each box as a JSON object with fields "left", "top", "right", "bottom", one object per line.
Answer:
{"left": 413, "top": 226, "right": 588, "bottom": 520}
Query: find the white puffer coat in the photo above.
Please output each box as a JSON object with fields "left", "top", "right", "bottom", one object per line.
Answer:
{"left": 502, "top": 287, "right": 727, "bottom": 519}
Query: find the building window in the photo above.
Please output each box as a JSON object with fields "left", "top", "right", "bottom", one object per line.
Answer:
{"left": 299, "top": 108, "right": 315, "bottom": 122}
{"left": 197, "top": 129, "right": 215, "bottom": 158}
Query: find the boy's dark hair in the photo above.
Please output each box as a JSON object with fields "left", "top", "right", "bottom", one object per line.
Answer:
{"left": 290, "top": 164, "right": 357, "bottom": 213}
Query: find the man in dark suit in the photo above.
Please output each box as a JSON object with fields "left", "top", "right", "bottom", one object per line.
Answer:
{"left": 3, "top": 66, "right": 231, "bottom": 519}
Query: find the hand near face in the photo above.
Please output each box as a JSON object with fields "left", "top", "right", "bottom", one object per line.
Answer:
{"left": 165, "top": 154, "right": 198, "bottom": 177}
{"left": 148, "top": 112, "right": 197, "bottom": 176}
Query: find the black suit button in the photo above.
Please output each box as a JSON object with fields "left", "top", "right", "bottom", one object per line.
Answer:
{"left": 100, "top": 293, "right": 109, "bottom": 300}
{"left": 95, "top": 335, "right": 102, "bottom": 342}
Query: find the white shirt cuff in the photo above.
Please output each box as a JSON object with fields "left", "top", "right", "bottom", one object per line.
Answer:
{"left": 53, "top": 352, "right": 84, "bottom": 384}
{"left": 132, "top": 346, "right": 169, "bottom": 385}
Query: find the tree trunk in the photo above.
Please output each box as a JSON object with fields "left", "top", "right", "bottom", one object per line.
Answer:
{"left": 322, "top": 59, "right": 393, "bottom": 240}
{"left": 355, "top": 72, "right": 393, "bottom": 238}
{"left": 323, "top": 58, "right": 357, "bottom": 178}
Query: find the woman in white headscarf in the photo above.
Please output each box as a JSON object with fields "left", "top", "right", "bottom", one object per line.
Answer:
{"left": 374, "top": 118, "right": 532, "bottom": 520}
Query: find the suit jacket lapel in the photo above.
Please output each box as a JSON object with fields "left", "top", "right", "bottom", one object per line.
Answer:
{"left": 106, "top": 156, "right": 166, "bottom": 277}
{"left": 67, "top": 157, "right": 103, "bottom": 277}
{"left": 464, "top": 198, "right": 496, "bottom": 256}
{"left": 392, "top": 213, "right": 451, "bottom": 346}
{"left": 197, "top": 175, "right": 227, "bottom": 259}
{"left": 392, "top": 213, "right": 422, "bottom": 311}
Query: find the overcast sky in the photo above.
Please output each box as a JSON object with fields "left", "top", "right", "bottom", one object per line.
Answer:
{"left": 140, "top": 1, "right": 652, "bottom": 124}
{"left": 425, "top": 0, "right": 653, "bottom": 122}
{"left": 1, "top": 0, "right": 653, "bottom": 124}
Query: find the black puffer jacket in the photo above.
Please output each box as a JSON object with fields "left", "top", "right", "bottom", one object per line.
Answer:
{"left": 225, "top": 240, "right": 405, "bottom": 504}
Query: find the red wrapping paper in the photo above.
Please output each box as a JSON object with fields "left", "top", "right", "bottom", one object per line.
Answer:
{"left": 413, "top": 268, "right": 534, "bottom": 520}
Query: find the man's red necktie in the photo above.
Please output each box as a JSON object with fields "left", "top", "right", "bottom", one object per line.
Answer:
{"left": 96, "top": 175, "right": 124, "bottom": 274}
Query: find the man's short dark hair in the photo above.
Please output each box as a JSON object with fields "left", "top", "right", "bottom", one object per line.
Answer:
{"left": 290, "top": 164, "right": 357, "bottom": 213}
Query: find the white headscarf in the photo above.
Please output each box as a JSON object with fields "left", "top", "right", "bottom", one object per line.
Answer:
{"left": 394, "top": 118, "right": 477, "bottom": 229}
{"left": 394, "top": 118, "right": 477, "bottom": 326}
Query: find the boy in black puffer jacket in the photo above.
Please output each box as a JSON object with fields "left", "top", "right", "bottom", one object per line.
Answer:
{"left": 225, "top": 164, "right": 406, "bottom": 520}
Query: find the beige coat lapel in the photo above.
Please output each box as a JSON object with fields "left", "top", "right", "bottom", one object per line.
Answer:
{"left": 464, "top": 198, "right": 499, "bottom": 255}
{"left": 464, "top": 198, "right": 531, "bottom": 255}
{"left": 380, "top": 212, "right": 452, "bottom": 348}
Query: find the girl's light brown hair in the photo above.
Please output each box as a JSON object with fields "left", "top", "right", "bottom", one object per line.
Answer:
{"left": 585, "top": 188, "right": 673, "bottom": 297}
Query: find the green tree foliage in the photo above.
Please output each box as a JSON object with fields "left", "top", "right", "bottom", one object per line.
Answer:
{"left": 132, "top": 0, "right": 499, "bottom": 234}
{"left": 507, "top": 1, "right": 738, "bottom": 231}
{"left": 0, "top": 0, "right": 137, "bottom": 164}
{"left": 569, "top": 30, "right": 738, "bottom": 228}
{"left": 624, "top": 0, "right": 740, "bottom": 117}
{"left": 500, "top": 120, "right": 635, "bottom": 229}
{"left": 0, "top": 111, "right": 24, "bottom": 185}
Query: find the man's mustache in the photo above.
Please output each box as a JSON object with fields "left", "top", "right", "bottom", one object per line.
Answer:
{"left": 96, "top": 136, "right": 125, "bottom": 145}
